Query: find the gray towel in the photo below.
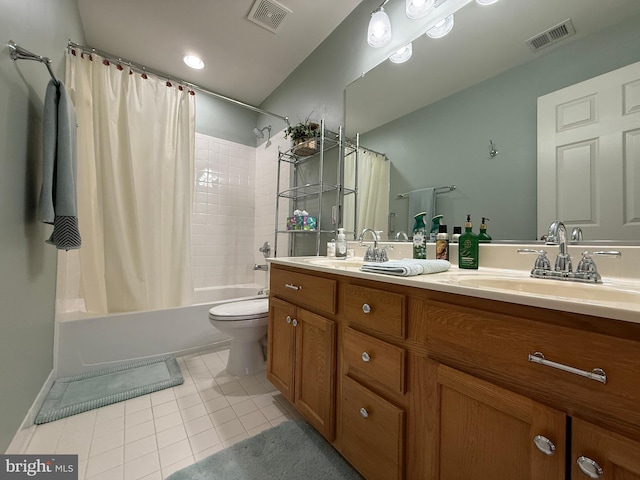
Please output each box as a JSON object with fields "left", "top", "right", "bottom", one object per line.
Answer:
{"left": 407, "top": 187, "right": 436, "bottom": 233}
{"left": 39, "top": 80, "right": 81, "bottom": 250}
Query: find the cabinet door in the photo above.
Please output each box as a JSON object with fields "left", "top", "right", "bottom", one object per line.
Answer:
{"left": 267, "top": 297, "right": 296, "bottom": 401}
{"left": 572, "top": 418, "right": 640, "bottom": 479}
{"left": 294, "top": 307, "right": 336, "bottom": 440}
{"left": 425, "top": 363, "right": 566, "bottom": 480}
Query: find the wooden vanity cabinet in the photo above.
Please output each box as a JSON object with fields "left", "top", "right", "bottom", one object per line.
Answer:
{"left": 267, "top": 268, "right": 337, "bottom": 441}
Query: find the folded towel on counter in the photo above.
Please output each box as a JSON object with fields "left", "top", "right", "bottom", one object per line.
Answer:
{"left": 360, "top": 259, "right": 451, "bottom": 277}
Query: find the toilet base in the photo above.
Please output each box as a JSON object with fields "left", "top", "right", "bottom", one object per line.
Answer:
{"left": 226, "top": 337, "right": 266, "bottom": 376}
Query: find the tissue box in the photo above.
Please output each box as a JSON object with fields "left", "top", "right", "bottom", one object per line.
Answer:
{"left": 287, "top": 216, "right": 317, "bottom": 230}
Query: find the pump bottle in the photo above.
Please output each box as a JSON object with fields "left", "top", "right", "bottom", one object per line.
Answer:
{"left": 478, "top": 217, "right": 492, "bottom": 243}
{"left": 412, "top": 212, "right": 427, "bottom": 259}
{"left": 336, "top": 228, "right": 347, "bottom": 259}
{"left": 435, "top": 224, "right": 449, "bottom": 260}
{"left": 458, "top": 214, "right": 479, "bottom": 269}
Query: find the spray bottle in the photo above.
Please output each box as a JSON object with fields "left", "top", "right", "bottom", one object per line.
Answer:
{"left": 412, "top": 212, "right": 427, "bottom": 259}
{"left": 336, "top": 228, "right": 347, "bottom": 259}
{"left": 429, "top": 215, "right": 444, "bottom": 242}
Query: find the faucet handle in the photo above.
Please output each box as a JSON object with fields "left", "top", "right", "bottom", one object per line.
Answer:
{"left": 576, "top": 250, "right": 621, "bottom": 274}
{"left": 518, "top": 249, "right": 551, "bottom": 274}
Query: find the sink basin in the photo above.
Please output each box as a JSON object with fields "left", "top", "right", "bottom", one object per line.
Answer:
{"left": 304, "top": 258, "right": 365, "bottom": 269}
{"left": 452, "top": 276, "right": 640, "bottom": 305}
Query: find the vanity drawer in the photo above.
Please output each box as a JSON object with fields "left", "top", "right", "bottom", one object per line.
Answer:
{"left": 426, "top": 301, "right": 640, "bottom": 439}
{"left": 340, "top": 375, "right": 404, "bottom": 480}
{"left": 270, "top": 267, "right": 337, "bottom": 315}
{"left": 344, "top": 284, "right": 406, "bottom": 339}
{"left": 343, "top": 327, "right": 406, "bottom": 395}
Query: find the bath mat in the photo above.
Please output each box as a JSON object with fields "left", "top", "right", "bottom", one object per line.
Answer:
{"left": 166, "top": 420, "right": 364, "bottom": 480}
{"left": 35, "top": 355, "right": 183, "bottom": 424}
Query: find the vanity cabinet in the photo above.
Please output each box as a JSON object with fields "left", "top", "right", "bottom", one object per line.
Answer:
{"left": 267, "top": 262, "right": 640, "bottom": 480}
{"left": 267, "top": 268, "right": 338, "bottom": 441}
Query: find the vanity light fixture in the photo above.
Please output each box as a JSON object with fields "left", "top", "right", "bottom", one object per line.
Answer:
{"left": 183, "top": 55, "right": 204, "bottom": 70}
{"left": 476, "top": 0, "right": 500, "bottom": 5}
{"left": 426, "top": 14, "right": 455, "bottom": 38}
{"left": 406, "top": 0, "right": 435, "bottom": 19}
{"left": 389, "top": 43, "right": 413, "bottom": 63}
{"left": 367, "top": 2, "right": 392, "bottom": 48}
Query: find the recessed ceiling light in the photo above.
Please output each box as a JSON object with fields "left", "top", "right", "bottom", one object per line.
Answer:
{"left": 183, "top": 55, "right": 204, "bottom": 70}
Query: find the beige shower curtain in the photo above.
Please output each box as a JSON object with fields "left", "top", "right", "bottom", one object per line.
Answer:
{"left": 65, "top": 50, "right": 194, "bottom": 313}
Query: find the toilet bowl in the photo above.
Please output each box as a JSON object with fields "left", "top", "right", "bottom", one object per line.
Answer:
{"left": 208, "top": 298, "right": 269, "bottom": 376}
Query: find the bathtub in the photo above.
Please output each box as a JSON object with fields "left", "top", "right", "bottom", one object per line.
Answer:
{"left": 54, "top": 284, "right": 266, "bottom": 377}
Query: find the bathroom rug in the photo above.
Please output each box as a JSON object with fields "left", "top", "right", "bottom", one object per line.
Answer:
{"left": 34, "top": 355, "right": 183, "bottom": 424}
{"left": 165, "top": 419, "right": 364, "bottom": 480}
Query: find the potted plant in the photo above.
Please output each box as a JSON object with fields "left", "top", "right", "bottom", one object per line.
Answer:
{"left": 284, "top": 115, "right": 320, "bottom": 156}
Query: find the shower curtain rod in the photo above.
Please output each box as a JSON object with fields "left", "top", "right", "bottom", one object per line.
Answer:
{"left": 8, "top": 40, "right": 59, "bottom": 85}
{"left": 67, "top": 40, "right": 290, "bottom": 126}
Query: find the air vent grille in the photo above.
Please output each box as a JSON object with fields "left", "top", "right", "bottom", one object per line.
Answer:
{"left": 247, "top": 0, "right": 291, "bottom": 34}
{"left": 526, "top": 19, "right": 576, "bottom": 52}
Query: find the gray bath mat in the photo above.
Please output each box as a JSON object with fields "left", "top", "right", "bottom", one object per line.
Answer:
{"left": 35, "top": 355, "right": 183, "bottom": 424}
{"left": 166, "top": 420, "right": 364, "bottom": 480}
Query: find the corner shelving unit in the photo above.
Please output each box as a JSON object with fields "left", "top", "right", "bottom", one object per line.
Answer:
{"left": 274, "top": 120, "right": 358, "bottom": 257}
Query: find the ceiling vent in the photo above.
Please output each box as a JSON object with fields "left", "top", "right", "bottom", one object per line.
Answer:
{"left": 526, "top": 19, "right": 576, "bottom": 52}
{"left": 247, "top": 0, "right": 291, "bottom": 34}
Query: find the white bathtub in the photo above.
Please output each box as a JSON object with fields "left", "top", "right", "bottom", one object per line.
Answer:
{"left": 54, "top": 284, "right": 266, "bottom": 377}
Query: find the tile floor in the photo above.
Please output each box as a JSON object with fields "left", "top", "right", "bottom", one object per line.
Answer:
{"left": 23, "top": 348, "right": 299, "bottom": 480}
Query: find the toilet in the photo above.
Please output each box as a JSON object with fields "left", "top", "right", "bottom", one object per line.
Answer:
{"left": 208, "top": 298, "right": 269, "bottom": 376}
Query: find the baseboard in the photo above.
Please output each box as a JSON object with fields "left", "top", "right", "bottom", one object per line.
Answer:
{"left": 5, "top": 369, "right": 56, "bottom": 454}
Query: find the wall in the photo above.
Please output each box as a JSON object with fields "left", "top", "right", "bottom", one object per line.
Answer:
{"left": 0, "top": 0, "right": 86, "bottom": 452}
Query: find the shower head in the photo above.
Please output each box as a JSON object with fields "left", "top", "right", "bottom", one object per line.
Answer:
{"left": 253, "top": 125, "right": 271, "bottom": 139}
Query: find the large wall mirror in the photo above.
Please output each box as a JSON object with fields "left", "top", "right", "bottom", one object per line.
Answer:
{"left": 345, "top": 0, "right": 640, "bottom": 242}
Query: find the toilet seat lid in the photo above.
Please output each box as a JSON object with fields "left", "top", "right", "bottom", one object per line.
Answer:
{"left": 208, "top": 298, "right": 269, "bottom": 321}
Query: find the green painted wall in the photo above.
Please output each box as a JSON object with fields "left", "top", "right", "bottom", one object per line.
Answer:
{"left": 0, "top": 0, "right": 86, "bottom": 452}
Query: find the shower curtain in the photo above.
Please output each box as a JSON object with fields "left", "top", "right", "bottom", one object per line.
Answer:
{"left": 344, "top": 148, "right": 390, "bottom": 238}
{"left": 65, "top": 50, "right": 195, "bottom": 313}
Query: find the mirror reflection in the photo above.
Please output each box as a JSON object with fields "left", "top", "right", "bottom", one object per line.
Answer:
{"left": 345, "top": 0, "right": 640, "bottom": 242}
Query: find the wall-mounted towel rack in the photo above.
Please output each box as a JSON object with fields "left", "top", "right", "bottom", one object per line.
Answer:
{"left": 396, "top": 185, "right": 456, "bottom": 199}
{"left": 8, "top": 40, "right": 58, "bottom": 84}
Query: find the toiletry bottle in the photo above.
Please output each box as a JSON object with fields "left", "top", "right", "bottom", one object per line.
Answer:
{"left": 458, "top": 214, "right": 479, "bottom": 269}
{"left": 478, "top": 217, "right": 492, "bottom": 243}
{"left": 327, "top": 239, "right": 336, "bottom": 257}
{"left": 336, "top": 228, "right": 347, "bottom": 259}
{"left": 429, "top": 214, "right": 444, "bottom": 243}
{"left": 435, "top": 224, "right": 449, "bottom": 260}
{"left": 412, "top": 212, "right": 427, "bottom": 259}
{"left": 451, "top": 226, "right": 462, "bottom": 243}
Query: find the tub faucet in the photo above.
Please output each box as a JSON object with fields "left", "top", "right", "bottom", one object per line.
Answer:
{"left": 253, "top": 264, "right": 268, "bottom": 271}
{"left": 546, "top": 220, "right": 572, "bottom": 272}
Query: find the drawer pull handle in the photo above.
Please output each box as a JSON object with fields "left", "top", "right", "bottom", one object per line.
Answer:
{"left": 285, "top": 283, "right": 301, "bottom": 291}
{"left": 361, "top": 352, "right": 371, "bottom": 363}
{"left": 362, "top": 303, "right": 371, "bottom": 314}
{"left": 286, "top": 316, "right": 292, "bottom": 324}
{"left": 577, "top": 456, "right": 603, "bottom": 478}
{"left": 533, "top": 435, "right": 556, "bottom": 456}
{"left": 292, "top": 319, "right": 298, "bottom": 327}
{"left": 528, "top": 352, "right": 607, "bottom": 384}
{"left": 359, "top": 407, "right": 369, "bottom": 419}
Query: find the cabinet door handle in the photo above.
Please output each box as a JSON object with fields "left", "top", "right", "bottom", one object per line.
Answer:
{"left": 285, "top": 283, "right": 301, "bottom": 291}
{"left": 359, "top": 407, "right": 369, "bottom": 418}
{"left": 577, "top": 456, "right": 603, "bottom": 478}
{"left": 292, "top": 319, "right": 298, "bottom": 327}
{"left": 528, "top": 352, "right": 607, "bottom": 384}
{"left": 361, "top": 352, "right": 371, "bottom": 363}
{"left": 362, "top": 303, "right": 371, "bottom": 314}
{"left": 533, "top": 435, "right": 556, "bottom": 456}
{"left": 286, "top": 316, "right": 292, "bottom": 324}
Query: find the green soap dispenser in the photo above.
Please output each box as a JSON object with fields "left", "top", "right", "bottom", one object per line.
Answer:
{"left": 429, "top": 214, "right": 444, "bottom": 243}
{"left": 458, "top": 214, "right": 479, "bottom": 269}
{"left": 478, "top": 217, "right": 492, "bottom": 243}
{"left": 412, "top": 212, "right": 427, "bottom": 259}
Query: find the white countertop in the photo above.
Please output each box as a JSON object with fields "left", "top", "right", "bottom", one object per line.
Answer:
{"left": 268, "top": 254, "right": 640, "bottom": 325}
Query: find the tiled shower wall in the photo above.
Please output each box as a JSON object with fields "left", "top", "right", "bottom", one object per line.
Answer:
{"left": 56, "top": 132, "right": 288, "bottom": 311}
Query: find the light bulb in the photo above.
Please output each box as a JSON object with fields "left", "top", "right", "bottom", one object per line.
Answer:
{"left": 476, "top": 0, "right": 499, "bottom": 4}
{"left": 183, "top": 55, "right": 204, "bottom": 70}
{"left": 406, "top": 0, "right": 435, "bottom": 20}
{"left": 367, "top": 7, "right": 392, "bottom": 48}
{"left": 426, "top": 14, "right": 455, "bottom": 38}
{"left": 389, "top": 43, "right": 413, "bottom": 64}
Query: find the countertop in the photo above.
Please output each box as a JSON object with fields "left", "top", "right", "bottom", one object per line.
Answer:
{"left": 268, "top": 255, "right": 640, "bottom": 325}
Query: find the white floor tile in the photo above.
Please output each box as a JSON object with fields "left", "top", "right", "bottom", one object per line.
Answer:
{"left": 123, "top": 451, "right": 160, "bottom": 480}
{"left": 161, "top": 456, "right": 195, "bottom": 480}
{"left": 231, "top": 398, "right": 258, "bottom": 417}
{"left": 124, "top": 434, "right": 158, "bottom": 463}
{"left": 152, "top": 400, "right": 179, "bottom": 419}
{"left": 239, "top": 410, "right": 268, "bottom": 431}
{"left": 156, "top": 424, "right": 187, "bottom": 449}
{"left": 90, "top": 429, "right": 125, "bottom": 457}
{"left": 188, "top": 428, "right": 221, "bottom": 454}
{"left": 86, "top": 464, "right": 123, "bottom": 480}
{"left": 85, "top": 446, "right": 124, "bottom": 478}
{"left": 126, "top": 408, "right": 154, "bottom": 428}
{"left": 215, "top": 418, "right": 245, "bottom": 442}
{"left": 158, "top": 438, "right": 193, "bottom": 469}
{"left": 125, "top": 420, "right": 156, "bottom": 444}
{"left": 208, "top": 406, "right": 237, "bottom": 426}
{"left": 183, "top": 415, "right": 214, "bottom": 437}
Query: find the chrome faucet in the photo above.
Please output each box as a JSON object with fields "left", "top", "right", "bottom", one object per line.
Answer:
{"left": 546, "top": 221, "right": 572, "bottom": 273}
{"left": 395, "top": 231, "right": 409, "bottom": 241}
{"left": 358, "top": 228, "right": 386, "bottom": 262}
